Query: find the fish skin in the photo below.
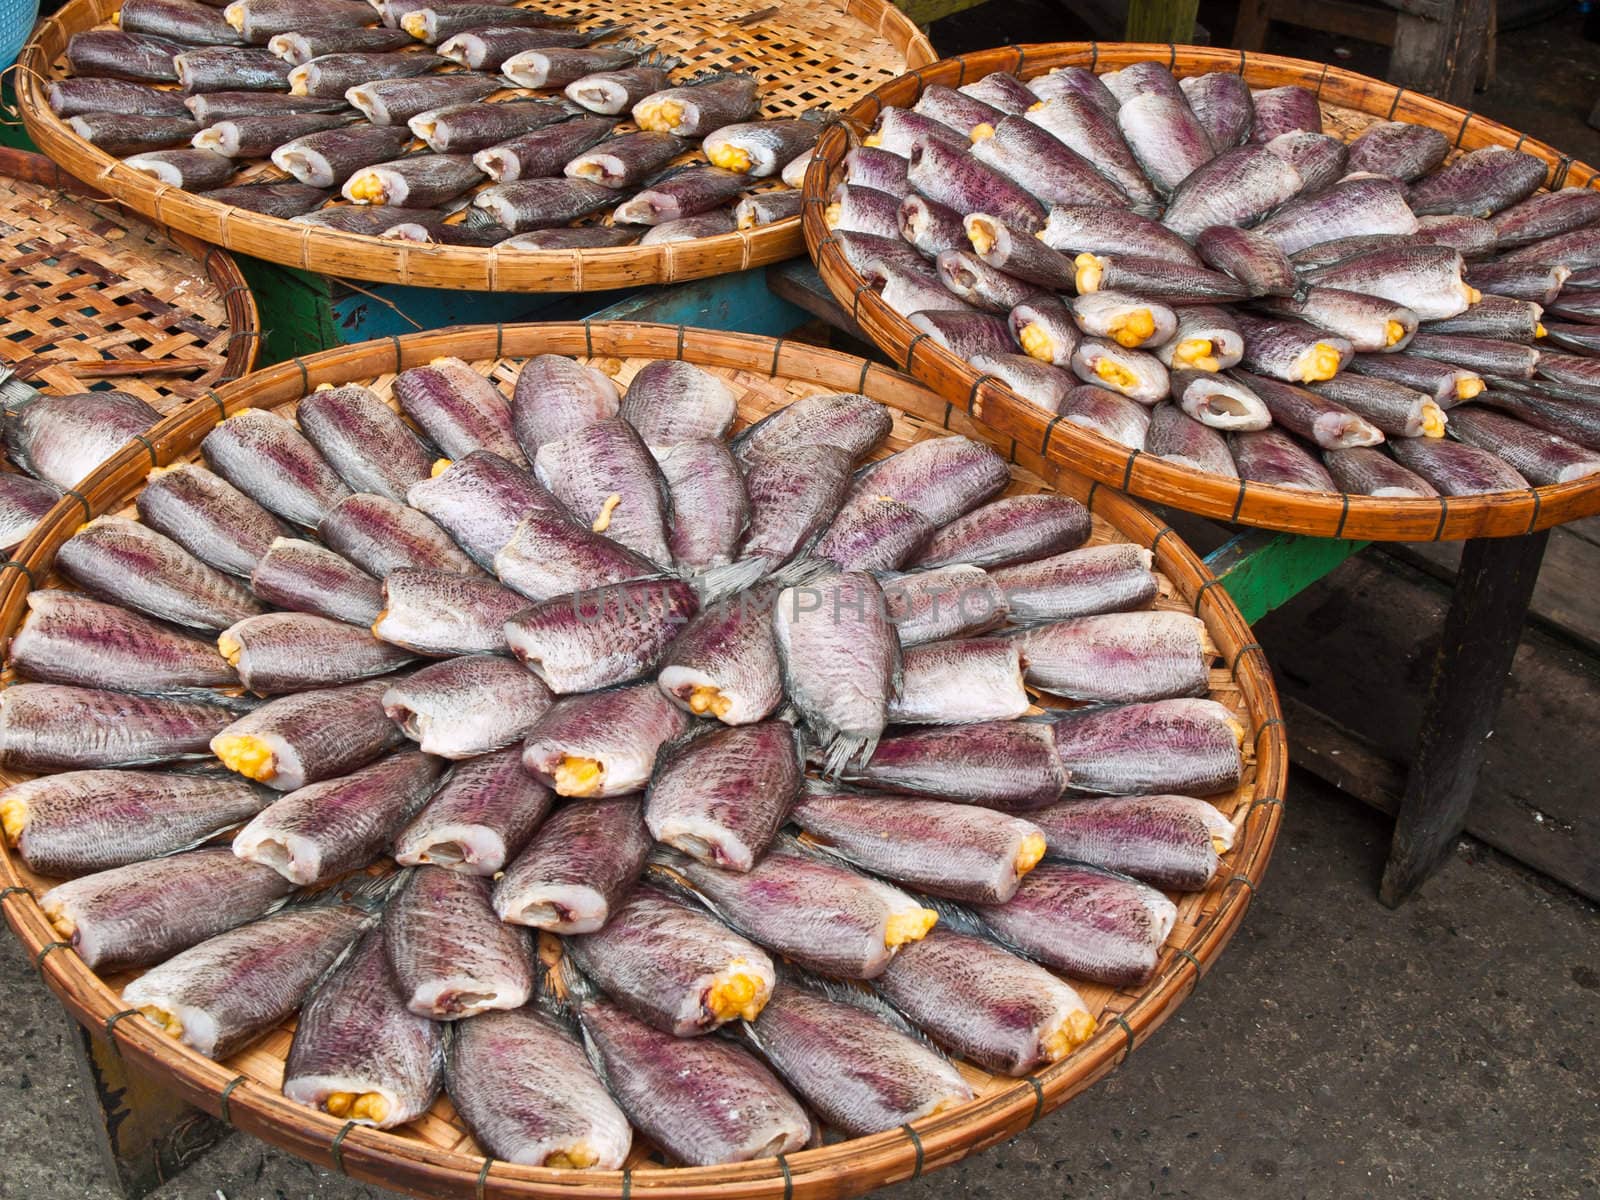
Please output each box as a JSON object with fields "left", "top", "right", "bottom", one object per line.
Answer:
{"left": 907, "top": 310, "right": 1017, "bottom": 359}
{"left": 1323, "top": 445, "right": 1440, "bottom": 497}
{"left": 474, "top": 175, "right": 618, "bottom": 232}
{"left": 1232, "top": 366, "right": 1385, "bottom": 450}
{"left": 657, "top": 585, "right": 782, "bottom": 726}
{"left": 1101, "top": 61, "right": 1184, "bottom": 103}
{"left": 1051, "top": 696, "right": 1244, "bottom": 796}
{"left": 321, "top": 492, "right": 482, "bottom": 579}
{"left": 844, "top": 145, "right": 911, "bottom": 196}
{"left": 639, "top": 209, "right": 734, "bottom": 244}
{"left": 881, "top": 564, "right": 1009, "bottom": 646}
{"left": 1025, "top": 94, "right": 1162, "bottom": 211}
{"left": 382, "top": 655, "right": 553, "bottom": 758}
{"left": 837, "top": 719, "right": 1067, "bottom": 810}
{"left": 0, "top": 681, "right": 233, "bottom": 774}
{"left": 886, "top": 638, "right": 1029, "bottom": 725}
{"left": 826, "top": 183, "right": 904, "bottom": 240}
{"left": 574, "top": 989, "right": 810, "bottom": 1167}
{"left": 447, "top": 1006, "right": 632, "bottom": 1168}
{"left": 1307, "top": 374, "right": 1442, "bottom": 439}
{"left": 743, "top": 983, "right": 973, "bottom": 1137}
{"left": 1117, "top": 92, "right": 1215, "bottom": 196}
{"left": 226, "top": 0, "right": 376, "bottom": 41}
{"left": 504, "top": 578, "right": 698, "bottom": 694}
{"left": 54, "top": 516, "right": 265, "bottom": 634}
{"left": 233, "top": 750, "right": 446, "bottom": 884}
{"left": 48, "top": 77, "right": 191, "bottom": 118}
{"left": 392, "top": 357, "right": 525, "bottom": 468}
{"left": 196, "top": 180, "right": 331, "bottom": 217}
{"left": 774, "top": 572, "right": 898, "bottom": 775}
{"left": 1169, "top": 369, "right": 1271, "bottom": 431}
{"left": 270, "top": 26, "right": 415, "bottom": 62}
{"left": 793, "top": 791, "right": 1043, "bottom": 904}
{"left": 65, "top": 30, "right": 184, "bottom": 82}
{"left": 990, "top": 542, "right": 1159, "bottom": 623}
{"left": 567, "top": 885, "right": 775, "bottom": 1035}
{"left": 1417, "top": 291, "right": 1544, "bottom": 342}
{"left": 913, "top": 494, "right": 1088, "bottom": 571}
{"left": 192, "top": 112, "right": 348, "bottom": 158}
{"left": 618, "top": 360, "right": 738, "bottom": 447}
{"left": 1011, "top": 610, "right": 1211, "bottom": 702}
{"left": 4, "top": 390, "right": 162, "bottom": 490}
{"left": 416, "top": 97, "right": 588, "bottom": 155}
{"left": 897, "top": 192, "right": 967, "bottom": 258}
{"left": 1179, "top": 71, "right": 1253, "bottom": 148}
{"left": 961, "top": 214, "right": 1075, "bottom": 290}
{"left": 346, "top": 73, "right": 502, "bottom": 126}
{"left": 1543, "top": 289, "right": 1600, "bottom": 324}
{"left": 874, "top": 927, "right": 1094, "bottom": 1076}
{"left": 1007, "top": 295, "right": 1083, "bottom": 367}
{"left": 653, "top": 439, "right": 746, "bottom": 573}
{"left": 973, "top": 860, "right": 1176, "bottom": 987}
{"left": 1482, "top": 386, "right": 1600, "bottom": 452}
{"left": 122, "top": 902, "right": 371, "bottom": 1059}
{"left": 383, "top": 866, "right": 533, "bottom": 1018}
{"left": 645, "top": 721, "right": 800, "bottom": 871}
{"left": 1228, "top": 425, "right": 1337, "bottom": 491}
{"left": 653, "top": 839, "right": 937, "bottom": 979}
{"left": 565, "top": 62, "right": 677, "bottom": 117}
{"left": 1159, "top": 145, "right": 1303, "bottom": 242}
{"left": 851, "top": 434, "right": 1010, "bottom": 526}
{"left": 37, "top": 848, "right": 293, "bottom": 973}
{"left": 1254, "top": 175, "right": 1419, "bottom": 255}
{"left": 1387, "top": 435, "right": 1531, "bottom": 494}
{"left": 1465, "top": 258, "right": 1571, "bottom": 305}
{"left": 612, "top": 166, "right": 749, "bottom": 225}
{"left": 283, "top": 929, "right": 444, "bottom": 1128}
{"left": 912, "top": 83, "right": 1004, "bottom": 139}
{"left": 1302, "top": 244, "right": 1476, "bottom": 320}
{"left": 1029, "top": 793, "right": 1232, "bottom": 890}
{"left": 66, "top": 112, "right": 199, "bottom": 156}
{"left": 251, "top": 537, "right": 383, "bottom": 627}
{"left": 0, "top": 474, "right": 62, "bottom": 552}
{"left": 521, "top": 682, "right": 692, "bottom": 798}
{"left": 499, "top": 45, "right": 642, "bottom": 89}
{"left": 1153, "top": 305, "right": 1246, "bottom": 372}
{"left": 1446, "top": 405, "right": 1600, "bottom": 484}
{"left": 1029, "top": 66, "right": 1120, "bottom": 117}
{"left": 1232, "top": 314, "right": 1356, "bottom": 385}
{"left": 285, "top": 387, "right": 431, "bottom": 501}
{"left": 1346, "top": 351, "right": 1482, "bottom": 406}
{"left": 1344, "top": 120, "right": 1449, "bottom": 182}
{"left": 702, "top": 117, "right": 824, "bottom": 178}
{"left": 1076, "top": 253, "right": 1250, "bottom": 306}
{"left": 471, "top": 116, "right": 616, "bottom": 183}
{"left": 495, "top": 508, "right": 658, "bottom": 602}
{"left": 174, "top": 46, "right": 293, "bottom": 92}
{"left": 1404, "top": 332, "right": 1540, "bottom": 378}
{"left": 731, "top": 393, "right": 891, "bottom": 467}
{"left": 509, "top": 355, "right": 620, "bottom": 460}
{"left": 2, "top": 769, "right": 268, "bottom": 876}
{"left": 876, "top": 264, "right": 975, "bottom": 320}
{"left": 534, "top": 417, "right": 672, "bottom": 565}
{"left": 866, "top": 107, "right": 969, "bottom": 157}
{"left": 394, "top": 745, "right": 552, "bottom": 873}
{"left": 631, "top": 72, "right": 760, "bottom": 138}
{"left": 806, "top": 493, "right": 935, "bottom": 574}
{"left": 565, "top": 129, "right": 690, "bottom": 189}
{"left": 1413, "top": 214, "right": 1499, "bottom": 259}
{"left": 201, "top": 409, "right": 352, "bottom": 529}
{"left": 1492, "top": 188, "right": 1600, "bottom": 249}
{"left": 970, "top": 353, "right": 1077, "bottom": 415}
{"left": 1038, "top": 202, "right": 1200, "bottom": 263}
{"left": 403, "top": 2, "right": 577, "bottom": 44}
{"left": 188, "top": 90, "right": 353, "bottom": 123}
{"left": 302, "top": 207, "right": 454, "bottom": 240}
{"left": 220, "top": 612, "right": 416, "bottom": 695}
{"left": 1408, "top": 146, "right": 1548, "bottom": 218}
{"left": 271, "top": 124, "right": 416, "bottom": 187}
{"left": 904, "top": 136, "right": 1046, "bottom": 233}
{"left": 1255, "top": 286, "right": 1420, "bottom": 354}
{"left": 1070, "top": 337, "right": 1170, "bottom": 403}
{"left": 405, "top": 451, "right": 562, "bottom": 569}
{"left": 1197, "top": 223, "right": 1299, "bottom": 298}
{"left": 440, "top": 24, "right": 619, "bottom": 70}
{"left": 210, "top": 677, "right": 404, "bottom": 792}
{"left": 493, "top": 796, "right": 651, "bottom": 931}
{"left": 373, "top": 568, "right": 526, "bottom": 657}
{"left": 970, "top": 115, "right": 1131, "bottom": 210}
{"left": 9, "top": 589, "right": 236, "bottom": 697}
{"left": 700, "top": 443, "right": 853, "bottom": 594}
{"left": 1146, "top": 401, "right": 1239, "bottom": 475}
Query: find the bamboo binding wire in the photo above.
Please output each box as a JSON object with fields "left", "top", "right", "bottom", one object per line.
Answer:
{"left": 15, "top": 0, "right": 936, "bottom": 293}
{"left": 0, "top": 322, "right": 1283, "bottom": 1200}
{"left": 803, "top": 43, "right": 1600, "bottom": 542}
{"left": 0, "top": 145, "right": 259, "bottom": 404}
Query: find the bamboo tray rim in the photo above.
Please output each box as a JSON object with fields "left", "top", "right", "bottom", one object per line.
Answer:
{"left": 14, "top": 0, "right": 937, "bottom": 294}
{"left": 0, "top": 144, "right": 261, "bottom": 389}
{"left": 0, "top": 321, "right": 1285, "bottom": 1200}
{"left": 801, "top": 41, "right": 1600, "bottom": 543}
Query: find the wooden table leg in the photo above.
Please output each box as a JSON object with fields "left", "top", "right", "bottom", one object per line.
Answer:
{"left": 1388, "top": 0, "right": 1494, "bottom": 108}
{"left": 67, "top": 1010, "right": 229, "bottom": 1199}
{"left": 1378, "top": 530, "right": 1550, "bottom": 907}
{"left": 1125, "top": 0, "right": 1199, "bottom": 42}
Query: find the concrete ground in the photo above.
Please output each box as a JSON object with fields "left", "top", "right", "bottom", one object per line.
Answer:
{"left": 2, "top": 773, "right": 1594, "bottom": 1200}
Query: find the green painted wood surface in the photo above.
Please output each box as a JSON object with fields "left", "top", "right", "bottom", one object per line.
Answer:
{"left": 1204, "top": 529, "right": 1369, "bottom": 623}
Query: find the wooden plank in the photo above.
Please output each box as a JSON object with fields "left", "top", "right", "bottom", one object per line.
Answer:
{"left": 587, "top": 266, "right": 810, "bottom": 335}
{"left": 766, "top": 259, "right": 863, "bottom": 339}
{"left": 1124, "top": 0, "right": 1198, "bottom": 42}
{"left": 1269, "top": 0, "right": 1396, "bottom": 44}
{"left": 1388, "top": 0, "right": 1494, "bottom": 107}
{"left": 1232, "top": 0, "right": 1272, "bottom": 50}
{"left": 1203, "top": 528, "right": 1369, "bottom": 623}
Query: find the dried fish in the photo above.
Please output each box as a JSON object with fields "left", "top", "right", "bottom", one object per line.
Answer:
{"left": 394, "top": 745, "right": 553, "bottom": 873}
{"left": 382, "top": 655, "right": 553, "bottom": 758}
{"left": 493, "top": 796, "right": 651, "bottom": 931}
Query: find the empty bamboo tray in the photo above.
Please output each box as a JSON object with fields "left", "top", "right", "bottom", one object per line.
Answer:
{"left": 17, "top": 0, "right": 935, "bottom": 292}
{"left": 803, "top": 44, "right": 1600, "bottom": 542}
{"left": 0, "top": 322, "right": 1283, "bottom": 1200}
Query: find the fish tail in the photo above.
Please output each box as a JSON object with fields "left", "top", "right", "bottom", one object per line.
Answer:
{"left": 635, "top": 49, "right": 682, "bottom": 70}
{"left": 578, "top": 22, "right": 626, "bottom": 44}
{"left": 770, "top": 554, "right": 833, "bottom": 588}
{"left": 819, "top": 731, "right": 876, "bottom": 779}
{"left": 694, "top": 554, "right": 771, "bottom": 602}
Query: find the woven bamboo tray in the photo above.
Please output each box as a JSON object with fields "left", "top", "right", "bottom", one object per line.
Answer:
{"left": 0, "top": 322, "right": 1284, "bottom": 1200}
{"left": 16, "top": 0, "right": 935, "bottom": 293}
{"left": 803, "top": 44, "right": 1600, "bottom": 542}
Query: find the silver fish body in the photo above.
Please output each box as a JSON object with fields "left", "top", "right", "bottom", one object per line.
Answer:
{"left": 509, "top": 354, "right": 620, "bottom": 460}
{"left": 321, "top": 491, "right": 482, "bottom": 578}
{"left": 393, "top": 357, "right": 525, "bottom": 468}
{"left": 1116, "top": 91, "right": 1215, "bottom": 195}
{"left": 521, "top": 682, "right": 692, "bottom": 798}
{"left": 968, "top": 353, "right": 1077, "bottom": 415}
{"left": 1196, "top": 224, "right": 1298, "bottom": 298}
{"left": 232, "top": 750, "right": 447, "bottom": 884}
{"left": 372, "top": 568, "right": 527, "bottom": 657}
{"left": 250, "top": 537, "right": 384, "bottom": 627}
{"left": 282, "top": 928, "right": 444, "bottom": 1128}
{"left": 656, "top": 586, "right": 782, "bottom": 726}
{"left": 1254, "top": 175, "right": 1419, "bottom": 255}
{"left": 47, "top": 76, "right": 191, "bottom": 118}
{"left": 4, "top": 390, "right": 161, "bottom": 489}
{"left": 730, "top": 392, "right": 891, "bottom": 467}
{"left": 702, "top": 117, "right": 823, "bottom": 178}
{"left": 989, "top": 543, "right": 1159, "bottom": 623}
{"left": 1407, "top": 146, "right": 1547, "bottom": 218}
{"left": 1257, "top": 286, "right": 1420, "bottom": 354}
{"left": 201, "top": 409, "right": 352, "bottom": 528}
{"left": 850, "top": 434, "right": 1009, "bottom": 526}
{"left": 406, "top": 450, "right": 563, "bottom": 568}
{"left": 612, "top": 166, "right": 749, "bottom": 225}
{"left": 1345, "top": 120, "right": 1449, "bottom": 182}
{"left": 564, "top": 129, "right": 689, "bottom": 188}
{"left": 1446, "top": 405, "right": 1600, "bottom": 485}
{"left": 0, "top": 473, "right": 60, "bottom": 553}
{"left": 393, "top": 745, "right": 552, "bottom": 873}
{"left": 493, "top": 796, "right": 651, "bottom": 931}
{"left": 415, "top": 96, "right": 589, "bottom": 154}
{"left": 346, "top": 73, "right": 501, "bottom": 126}
{"left": 64, "top": 29, "right": 184, "bottom": 82}
{"left": 1153, "top": 305, "right": 1245, "bottom": 373}
{"left": 37, "top": 848, "right": 293, "bottom": 973}
{"left": 295, "top": 384, "right": 435, "bottom": 503}
{"left": 1387, "top": 436, "right": 1531, "bottom": 495}
{"left": 1179, "top": 71, "right": 1253, "bottom": 148}
{"left": 1024, "top": 94, "right": 1161, "bottom": 212}
{"left": 968, "top": 116, "right": 1131, "bottom": 210}
{"left": 473, "top": 177, "right": 618, "bottom": 230}
{"left": 503, "top": 578, "right": 699, "bottom": 694}
{"left": 1071, "top": 337, "right": 1170, "bottom": 404}
{"left": 219, "top": 611, "right": 415, "bottom": 695}
{"left": 0, "top": 683, "right": 234, "bottom": 772}
{"left": 210, "top": 677, "right": 405, "bottom": 791}
{"left": 471, "top": 117, "right": 616, "bottom": 183}
{"left": 1028, "top": 793, "right": 1234, "bottom": 890}
{"left": 533, "top": 417, "right": 672, "bottom": 565}
{"left": 619, "top": 360, "right": 738, "bottom": 447}
{"left": 382, "top": 655, "right": 553, "bottom": 758}
{"left": 494, "top": 508, "right": 658, "bottom": 603}
{"left": 887, "top": 637, "right": 1029, "bottom": 725}
{"left": 1232, "top": 368, "right": 1384, "bottom": 450}
{"left": 564, "top": 63, "right": 675, "bottom": 116}
{"left": 271, "top": 124, "right": 415, "bottom": 187}
{"left": 1322, "top": 445, "right": 1440, "bottom": 497}
{"left": 1228, "top": 426, "right": 1338, "bottom": 491}
{"left": 882, "top": 564, "right": 1010, "bottom": 646}
{"left": 837, "top": 718, "right": 1068, "bottom": 810}
{"left": 1302, "top": 244, "right": 1477, "bottom": 321}
{"left": 1159, "top": 145, "right": 1303, "bottom": 241}
{"left": 384, "top": 865, "right": 533, "bottom": 1018}
{"left": 1050, "top": 697, "right": 1245, "bottom": 796}
{"left": 1011, "top": 610, "right": 1211, "bottom": 702}
{"left": 655, "top": 439, "right": 747, "bottom": 572}
{"left": 645, "top": 720, "right": 800, "bottom": 871}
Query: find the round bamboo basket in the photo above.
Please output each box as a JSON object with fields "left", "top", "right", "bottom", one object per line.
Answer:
{"left": 0, "top": 145, "right": 259, "bottom": 404}
{"left": 16, "top": 0, "right": 936, "bottom": 293}
{"left": 803, "top": 44, "right": 1600, "bottom": 542}
{"left": 0, "top": 323, "right": 1285, "bottom": 1200}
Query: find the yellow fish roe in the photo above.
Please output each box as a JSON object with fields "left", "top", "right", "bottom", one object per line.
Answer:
{"left": 1041, "top": 1009, "right": 1098, "bottom": 1059}
{"left": 553, "top": 755, "right": 604, "bottom": 797}
{"left": 213, "top": 733, "right": 277, "bottom": 782}
{"left": 635, "top": 99, "right": 682, "bottom": 132}
{"left": 1386, "top": 319, "right": 1408, "bottom": 347}
{"left": 1421, "top": 402, "right": 1447, "bottom": 438}
{"left": 707, "top": 143, "right": 751, "bottom": 172}
{"left": 1457, "top": 377, "right": 1486, "bottom": 400}
{"left": 1174, "top": 338, "right": 1220, "bottom": 371}
{"left": 1073, "top": 252, "right": 1103, "bottom": 292}
{"left": 1298, "top": 343, "right": 1344, "bottom": 382}
{"left": 884, "top": 907, "right": 938, "bottom": 948}
{"left": 0, "top": 796, "right": 27, "bottom": 843}
{"left": 1014, "top": 833, "right": 1047, "bottom": 876}
{"left": 687, "top": 685, "right": 734, "bottom": 720}
{"left": 705, "top": 961, "right": 768, "bottom": 1021}
{"left": 547, "top": 1144, "right": 599, "bottom": 1169}
{"left": 1107, "top": 308, "right": 1156, "bottom": 348}
{"left": 1095, "top": 358, "right": 1139, "bottom": 391}
{"left": 1019, "top": 322, "right": 1055, "bottom": 362}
